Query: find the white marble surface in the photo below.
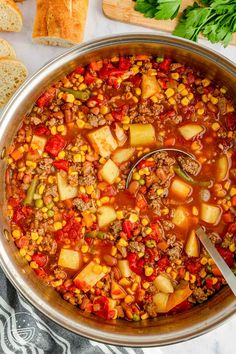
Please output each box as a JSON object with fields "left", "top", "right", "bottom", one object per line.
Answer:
{"left": 0, "top": 0, "right": 236, "bottom": 353}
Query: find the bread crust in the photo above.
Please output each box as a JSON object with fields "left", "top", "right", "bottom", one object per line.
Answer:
{"left": 32, "top": 0, "right": 88, "bottom": 47}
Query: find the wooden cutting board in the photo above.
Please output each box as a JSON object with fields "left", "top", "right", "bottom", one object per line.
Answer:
{"left": 103, "top": 0, "right": 236, "bottom": 45}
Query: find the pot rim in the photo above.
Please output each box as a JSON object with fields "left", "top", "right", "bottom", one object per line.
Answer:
{"left": 0, "top": 33, "right": 236, "bottom": 347}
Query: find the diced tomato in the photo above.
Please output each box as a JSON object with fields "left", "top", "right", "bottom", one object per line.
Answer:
{"left": 228, "top": 222, "right": 236, "bottom": 233}
{"left": 159, "top": 58, "right": 172, "bottom": 72}
{"left": 205, "top": 277, "right": 214, "bottom": 289}
{"left": 32, "top": 253, "right": 48, "bottom": 267}
{"left": 216, "top": 246, "right": 234, "bottom": 267}
{"left": 36, "top": 87, "right": 56, "bottom": 108}
{"left": 55, "top": 217, "right": 82, "bottom": 243}
{"left": 93, "top": 296, "right": 114, "bottom": 320}
{"left": 136, "top": 194, "right": 147, "bottom": 210}
{"left": 53, "top": 159, "right": 69, "bottom": 172}
{"left": 169, "top": 300, "right": 192, "bottom": 314}
{"left": 225, "top": 113, "right": 236, "bottom": 131}
{"left": 34, "top": 124, "right": 50, "bottom": 136}
{"left": 74, "top": 66, "right": 85, "bottom": 75}
{"left": 12, "top": 205, "right": 32, "bottom": 227}
{"left": 129, "top": 74, "right": 142, "bottom": 87}
{"left": 157, "top": 256, "right": 170, "bottom": 271}
{"left": 15, "top": 236, "right": 29, "bottom": 249}
{"left": 34, "top": 268, "right": 46, "bottom": 278}
{"left": 138, "top": 160, "right": 155, "bottom": 169}
{"left": 84, "top": 71, "right": 97, "bottom": 85}
{"left": 119, "top": 57, "right": 131, "bottom": 71}
{"left": 102, "top": 185, "right": 117, "bottom": 197}
{"left": 211, "top": 265, "right": 222, "bottom": 277}
{"left": 186, "top": 260, "right": 202, "bottom": 274}
{"left": 127, "top": 253, "right": 143, "bottom": 275}
{"left": 158, "top": 78, "right": 168, "bottom": 90}
{"left": 8, "top": 197, "right": 19, "bottom": 208}
{"left": 187, "top": 72, "right": 195, "bottom": 85}
{"left": 223, "top": 212, "right": 234, "bottom": 223}
{"left": 231, "top": 196, "right": 236, "bottom": 208}
{"left": 111, "top": 104, "right": 129, "bottom": 121}
{"left": 123, "top": 220, "right": 133, "bottom": 239}
{"left": 45, "top": 134, "right": 66, "bottom": 157}
{"left": 107, "top": 76, "right": 120, "bottom": 89}
{"left": 164, "top": 137, "right": 176, "bottom": 146}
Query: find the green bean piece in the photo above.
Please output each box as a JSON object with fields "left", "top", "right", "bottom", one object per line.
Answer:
{"left": 61, "top": 88, "right": 91, "bottom": 101}
{"left": 173, "top": 165, "right": 211, "bottom": 187}
{"left": 24, "top": 178, "right": 38, "bottom": 205}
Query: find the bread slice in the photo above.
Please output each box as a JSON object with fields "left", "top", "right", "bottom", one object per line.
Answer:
{"left": 0, "top": 38, "right": 16, "bottom": 58}
{"left": 0, "top": 0, "right": 23, "bottom": 32}
{"left": 32, "top": 0, "right": 88, "bottom": 47}
{"left": 0, "top": 58, "right": 27, "bottom": 107}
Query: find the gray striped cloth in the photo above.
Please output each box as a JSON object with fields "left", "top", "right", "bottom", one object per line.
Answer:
{"left": 0, "top": 267, "right": 144, "bottom": 354}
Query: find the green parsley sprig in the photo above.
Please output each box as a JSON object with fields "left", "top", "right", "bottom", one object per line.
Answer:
{"left": 134, "top": 0, "right": 181, "bottom": 20}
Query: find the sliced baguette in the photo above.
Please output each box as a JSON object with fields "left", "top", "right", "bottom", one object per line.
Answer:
{"left": 0, "top": 38, "right": 16, "bottom": 58}
{"left": 0, "top": 0, "right": 23, "bottom": 32}
{"left": 0, "top": 58, "right": 27, "bottom": 107}
{"left": 32, "top": 0, "right": 88, "bottom": 47}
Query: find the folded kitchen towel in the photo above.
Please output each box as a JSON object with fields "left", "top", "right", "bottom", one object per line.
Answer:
{"left": 0, "top": 267, "right": 144, "bottom": 354}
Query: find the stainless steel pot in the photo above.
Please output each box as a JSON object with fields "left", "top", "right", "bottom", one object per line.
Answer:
{"left": 0, "top": 34, "right": 235, "bottom": 347}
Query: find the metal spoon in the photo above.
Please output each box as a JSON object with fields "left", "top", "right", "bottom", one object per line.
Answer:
{"left": 126, "top": 148, "right": 236, "bottom": 296}
{"left": 196, "top": 226, "right": 236, "bottom": 296}
{"left": 126, "top": 147, "right": 195, "bottom": 189}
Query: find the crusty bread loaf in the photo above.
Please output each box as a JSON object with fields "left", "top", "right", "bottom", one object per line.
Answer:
{"left": 32, "top": 0, "right": 88, "bottom": 47}
{"left": 0, "top": 0, "right": 23, "bottom": 32}
{"left": 0, "top": 58, "right": 27, "bottom": 107}
{"left": 0, "top": 38, "right": 16, "bottom": 58}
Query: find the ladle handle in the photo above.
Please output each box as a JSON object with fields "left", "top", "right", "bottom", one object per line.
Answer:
{"left": 196, "top": 226, "right": 236, "bottom": 296}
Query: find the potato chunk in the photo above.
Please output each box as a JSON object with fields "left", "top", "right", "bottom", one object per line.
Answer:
{"left": 170, "top": 178, "right": 192, "bottom": 201}
{"left": 57, "top": 171, "right": 78, "bottom": 201}
{"left": 129, "top": 124, "right": 156, "bottom": 146}
{"left": 172, "top": 206, "right": 190, "bottom": 229}
{"left": 97, "top": 206, "right": 117, "bottom": 228}
{"left": 178, "top": 124, "right": 203, "bottom": 140}
{"left": 185, "top": 230, "right": 200, "bottom": 257}
{"left": 112, "top": 147, "right": 135, "bottom": 165}
{"left": 111, "top": 280, "right": 126, "bottom": 299}
{"left": 88, "top": 126, "right": 118, "bottom": 157}
{"left": 154, "top": 274, "right": 174, "bottom": 294}
{"left": 74, "top": 261, "right": 106, "bottom": 292}
{"left": 200, "top": 203, "right": 221, "bottom": 225}
{"left": 100, "top": 159, "right": 119, "bottom": 185}
{"left": 118, "top": 260, "right": 132, "bottom": 277}
{"left": 166, "top": 284, "right": 192, "bottom": 312}
{"left": 153, "top": 292, "right": 169, "bottom": 313}
{"left": 31, "top": 135, "right": 47, "bottom": 155}
{"left": 142, "top": 74, "right": 161, "bottom": 99}
{"left": 58, "top": 249, "right": 82, "bottom": 270}
{"left": 216, "top": 154, "right": 229, "bottom": 182}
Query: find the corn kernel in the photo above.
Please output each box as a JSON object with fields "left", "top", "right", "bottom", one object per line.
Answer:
{"left": 25, "top": 255, "right": 32, "bottom": 262}
{"left": 50, "top": 126, "right": 57, "bottom": 135}
{"left": 26, "top": 161, "right": 37, "bottom": 168}
{"left": 54, "top": 222, "right": 63, "bottom": 231}
{"left": 199, "top": 269, "right": 207, "bottom": 278}
{"left": 145, "top": 266, "right": 154, "bottom": 277}
{"left": 150, "top": 95, "right": 158, "bottom": 103}
{"left": 162, "top": 207, "right": 169, "bottom": 216}
{"left": 57, "top": 125, "right": 65, "bottom": 133}
{"left": 175, "top": 259, "right": 182, "bottom": 265}
{"left": 135, "top": 88, "right": 141, "bottom": 96}
{"left": 30, "top": 261, "right": 38, "bottom": 269}
{"left": 192, "top": 206, "right": 199, "bottom": 216}
{"left": 230, "top": 187, "right": 236, "bottom": 197}
{"left": 119, "top": 278, "right": 130, "bottom": 287}
{"left": 38, "top": 184, "right": 45, "bottom": 195}
{"left": 168, "top": 97, "right": 176, "bottom": 105}
{"left": 100, "top": 196, "right": 109, "bottom": 204}
{"left": 202, "top": 78, "right": 211, "bottom": 87}
{"left": 36, "top": 236, "right": 43, "bottom": 245}
{"left": 141, "top": 313, "right": 149, "bottom": 320}
{"left": 190, "top": 274, "right": 196, "bottom": 283}
{"left": 117, "top": 238, "right": 128, "bottom": 247}
{"left": 229, "top": 244, "right": 235, "bottom": 252}
{"left": 142, "top": 282, "right": 150, "bottom": 289}
{"left": 211, "top": 122, "right": 220, "bottom": 131}
{"left": 212, "top": 277, "right": 218, "bottom": 285}
{"left": 165, "top": 88, "right": 175, "bottom": 98}
{"left": 93, "top": 265, "right": 103, "bottom": 274}
{"left": 133, "top": 96, "right": 139, "bottom": 103}
{"left": 86, "top": 185, "right": 94, "bottom": 195}
{"left": 19, "top": 248, "right": 27, "bottom": 257}
{"left": 129, "top": 213, "right": 138, "bottom": 223}
{"left": 220, "top": 87, "right": 227, "bottom": 94}
{"left": 178, "top": 83, "right": 186, "bottom": 92}
{"left": 125, "top": 295, "right": 134, "bottom": 304}
{"left": 166, "top": 267, "right": 172, "bottom": 274}
{"left": 76, "top": 119, "right": 85, "bottom": 129}
{"left": 200, "top": 257, "right": 208, "bottom": 265}
{"left": 58, "top": 92, "right": 64, "bottom": 99}
{"left": 180, "top": 89, "right": 189, "bottom": 97}
{"left": 96, "top": 200, "right": 102, "bottom": 207}
{"left": 141, "top": 218, "right": 149, "bottom": 226}
{"left": 156, "top": 188, "right": 164, "bottom": 196}
{"left": 145, "top": 227, "right": 152, "bottom": 235}
{"left": 12, "top": 229, "right": 21, "bottom": 239}
{"left": 100, "top": 106, "right": 109, "bottom": 115}
{"left": 81, "top": 245, "right": 89, "bottom": 253}
{"left": 73, "top": 154, "right": 81, "bottom": 163}
{"left": 188, "top": 93, "right": 194, "bottom": 101}
{"left": 211, "top": 96, "right": 218, "bottom": 105}
{"left": 208, "top": 259, "right": 216, "bottom": 266}
{"left": 202, "top": 94, "right": 209, "bottom": 103}
{"left": 171, "top": 73, "right": 179, "bottom": 80}
{"left": 132, "top": 172, "right": 140, "bottom": 181}
{"left": 191, "top": 141, "right": 201, "bottom": 151}
{"left": 197, "top": 108, "right": 205, "bottom": 115}
{"left": 184, "top": 271, "right": 190, "bottom": 281}
{"left": 122, "top": 116, "right": 130, "bottom": 124}
{"left": 181, "top": 97, "right": 190, "bottom": 106}
{"left": 111, "top": 246, "right": 117, "bottom": 256}
{"left": 31, "top": 232, "right": 39, "bottom": 240}
{"left": 123, "top": 124, "right": 130, "bottom": 131}
{"left": 51, "top": 279, "right": 63, "bottom": 287}
{"left": 78, "top": 83, "right": 87, "bottom": 91}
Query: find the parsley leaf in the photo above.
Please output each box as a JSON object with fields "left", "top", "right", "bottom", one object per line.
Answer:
{"left": 134, "top": 0, "right": 181, "bottom": 20}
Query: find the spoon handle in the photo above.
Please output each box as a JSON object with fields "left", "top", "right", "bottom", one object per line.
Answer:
{"left": 196, "top": 226, "right": 236, "bottom": 297}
